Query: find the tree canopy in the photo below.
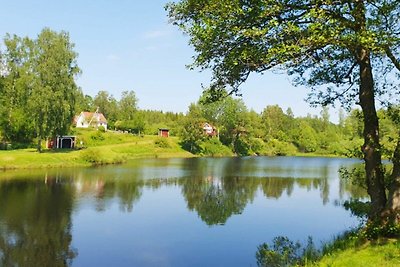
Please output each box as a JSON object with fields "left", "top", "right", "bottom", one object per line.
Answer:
{"left": 166, "top": 0, "right": 400, "bottom": 101}
{"left": 0, "top": 28, "right": 80, "bottom": 151}
{"left": 166, "top": 0, "right": 400, "bottom": 225}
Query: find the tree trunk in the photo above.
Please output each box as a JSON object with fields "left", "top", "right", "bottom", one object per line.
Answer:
{"left": 358, "top": 48, "right": 387, "bottom": 219}
{"left": 386, "top": 136, "right": 400, "bottom": 223}
{"left": 37, "top": 137, "right": 42, "bottom": 153}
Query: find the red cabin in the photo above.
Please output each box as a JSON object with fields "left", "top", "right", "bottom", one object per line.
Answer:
{"left": 158, "top": 128, "right": 169, "bottom": 138}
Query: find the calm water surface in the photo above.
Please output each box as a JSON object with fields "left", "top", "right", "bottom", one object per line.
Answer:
{"left": 0, "top": 156, "right": 364, "bottom": 266}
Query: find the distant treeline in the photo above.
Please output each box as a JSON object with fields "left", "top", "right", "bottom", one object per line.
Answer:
{"left": 74, "top": 90, "right": 398, "bottom": 158}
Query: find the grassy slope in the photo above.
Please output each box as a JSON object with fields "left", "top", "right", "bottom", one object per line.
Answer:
{"left": 0, "top": 129, "right": 194, "bottom": 169}
{"left": 314, "top": 239, "right": 400, "bottom": 267}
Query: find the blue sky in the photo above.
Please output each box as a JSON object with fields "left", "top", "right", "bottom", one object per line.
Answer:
{"left": 0, "top": 0, "right": 338, "bottom": 120}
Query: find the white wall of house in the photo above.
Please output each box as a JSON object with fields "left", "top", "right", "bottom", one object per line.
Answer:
{"left": 76, "top": 114, "right": 90, "bottom": 128}
{"left": 75, "top": 112, "right": 108, "bottom": 130}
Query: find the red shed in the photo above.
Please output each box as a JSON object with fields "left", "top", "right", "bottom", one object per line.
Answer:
{"left": 158, "top": 128, "right": 169, "bottom": 138}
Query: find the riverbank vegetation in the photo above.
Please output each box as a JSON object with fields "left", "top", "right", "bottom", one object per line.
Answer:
{"left": 256, "top": 229, "right": 400, "bottom": 267}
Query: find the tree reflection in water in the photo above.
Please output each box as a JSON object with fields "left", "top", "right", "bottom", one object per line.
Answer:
{"left": 0, "top": 157, "right": 365, "bottom": 265}
{"left": 0, "top": 176, "right": 76, "bottom": 267}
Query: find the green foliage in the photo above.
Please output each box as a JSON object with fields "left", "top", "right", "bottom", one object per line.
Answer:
{"left": 98, "top": 126, "right": 106, "bottom": 133}
{"left": 93, "top": 91, "right": 118, "bottom": 124}
{"left": 264, "top": 139, "right": 298, "bottom": 156}
{"left": 233, "top": 136, "right": 251, "bottom": 156}
{"left": 0, "top": 28, "right": 80, "bottom": 151}
{"left": 362, "top": 220, "right": 400, "bottom": 239}
{"left": 118, "top": 90, "right": 138, "bottom": 121}
{"left": 201, "top": 138, "right": 232, "bottom": 157}
{"left": 90, "top": 131, "right": 105, "bottom": 142}
{"left": 292, "top": 121, "right": 318, "bottom": 153}
{"left": 80, "top": 148, "right": 104, "bottom": 165}
{"left": 167, "top": 0, "right": 400, "bottom": 225}
{"left": 256, "top": 236, "right": 320, "bottom": 267}
{"left": 179, "top": 112, "right": 205, "bottom": 154}
{"left": 261, "top": 105, "right": 291, "bottom": 141}
{"left": 248, "top": 138, "right": 266, "bottom": 155}
{"left": 166, "top": 0, "right": 399, "bottom": 107}
{"left": 79, "top": 147, "right": 126, "bottom": 166}
{"left": 154, "top": 137, "right": 171, "bottom": 148}
{"left": 343, "top": 199, "right": 370, "bottom": 220}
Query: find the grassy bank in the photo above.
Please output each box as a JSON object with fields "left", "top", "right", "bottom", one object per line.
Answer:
{"left": 0, "top": 129, "right": 194, "bottom": 170}
{"left": 0, "top": 128, "right": 347, "bottom": 170}
{"left": 313, "top": 238, "right": 400, "bottom": 267}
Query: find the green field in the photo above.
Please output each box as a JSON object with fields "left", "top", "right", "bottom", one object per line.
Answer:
{"left": 0, "top": 129, "right": 194, "bottom": 170}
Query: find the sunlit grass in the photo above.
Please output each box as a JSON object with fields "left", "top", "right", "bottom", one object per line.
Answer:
{"left": 0, "top": 130, "right": 193, "bottom": 170}
{"left": 313, "top": 239, "right": 400, "bottom": 267}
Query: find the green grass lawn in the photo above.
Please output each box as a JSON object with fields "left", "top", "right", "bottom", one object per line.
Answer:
{"left": 0, "top": 129, "right": 194, "bottom": 169}
{"left": 314, "top": 239, "right": 400, "bottom": 267}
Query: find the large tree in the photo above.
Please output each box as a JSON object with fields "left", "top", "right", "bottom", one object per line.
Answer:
{"left": 166, "top": 0, "right": 400, "bottom": 223}
{"left": 0, "top": 35, "right": 35, "bottom": 143}
{"left": 0, "top": 29, "right": 80, "bottom": 150}
{"left": 29, "top": 28, "right": 81, "bottom": 151}
{"left": 93, "top": 90, "right": 118, "bottom": 123}
{"left": 118, "top": 90, "right": 138, "bottom": 121}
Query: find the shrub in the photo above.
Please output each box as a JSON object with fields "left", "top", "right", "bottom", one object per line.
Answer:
{"left": 264, "top": 139, "right": 297, "bottom": 156}
{"left": 98, "top": 126, "right": 106, "bottom": 132}
{"left": 80, "top": 148, "right": 104, "bottom": 165}
{"left": 201, "top": 138, "right": 232, "bottom": 157}
{"left": 234, "top": 137, "right": 251, "bottom": 156}
{"left": 248, "top": 138, "right": 265, "bottom": 155}
{"left": 154, "top": 137, "right": 171, "bottom": 148}
{"left": 256, "top": 236, "right": 320, "bottom": 267}
{"left": 90, "top": 131, "right": 105, "bottom": 141}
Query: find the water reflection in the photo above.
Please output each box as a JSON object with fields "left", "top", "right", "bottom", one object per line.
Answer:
{"left": 0, "top": 177, "right": 77, "bottom": 267}
{"left": 0, "top": 157, "right": 365, "bottom": 266}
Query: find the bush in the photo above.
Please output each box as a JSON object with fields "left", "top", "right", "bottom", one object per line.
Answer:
{"left": 154, "top": 137, "right": 171, "bottom": 148}
{"left": 90, "top": 131, "right": 105, "bottom": 141}
{"left": 80, "top": 148, "right": 104, "bottom": 165}
{"left": 98, "top": 126, "right": 106, "bottom": 132}
{"left": 234, "top": 137, "right": 251, "bottom": 156}
{"left": 248, "top": 138, "right": 266, "bottom": 155}
{"left": 264, "top": 139, "right": 297, "bottom": 156}
{"left": 201, "top": 138, "right": 232, "bottom": 157}
{"left": 256, "top": 236, "right": 320, "bottom": 267}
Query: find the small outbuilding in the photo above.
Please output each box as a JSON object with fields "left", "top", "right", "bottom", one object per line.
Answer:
{"left": 47, "top": 136, "right": 76, "bottom": 149}
{"left": 158, "top": 128, "right": 169, "bottom": 138}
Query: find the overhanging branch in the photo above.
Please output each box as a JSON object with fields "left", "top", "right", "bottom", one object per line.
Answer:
{"left": 385, "top": 47, "right": 400, "bottom": 72}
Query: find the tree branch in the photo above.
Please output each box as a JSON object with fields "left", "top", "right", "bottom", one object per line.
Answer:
{"left": 385, "top": 47, "right": 400, "bottom": 72}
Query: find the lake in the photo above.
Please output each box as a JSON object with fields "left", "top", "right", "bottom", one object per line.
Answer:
{"left": 0, "top": 156, "right": 364, "bottom": 267}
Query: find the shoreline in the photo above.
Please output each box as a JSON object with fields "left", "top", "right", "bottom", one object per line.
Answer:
{"left": 0, "top": 147, "right": 347, "bottom": 171}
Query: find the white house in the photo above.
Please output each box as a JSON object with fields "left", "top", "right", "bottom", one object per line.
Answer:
{"left": 203, "top": 122, "right": 218, "bottom": 137}
{"left": 74, "top": 111, "right": 108, "bottom": 130}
